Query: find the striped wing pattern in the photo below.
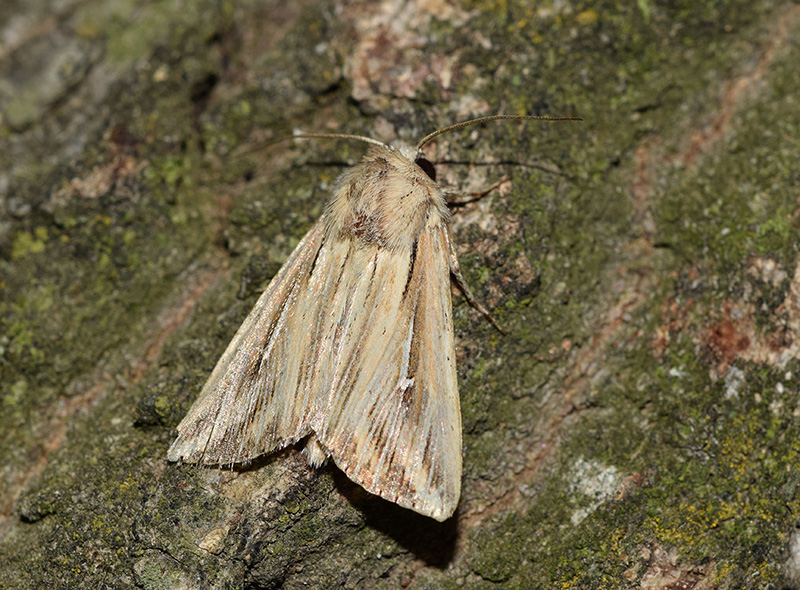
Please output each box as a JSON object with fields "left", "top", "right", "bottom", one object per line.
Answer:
{"left": 168, "top": 219, "right": 461, "bottom": 520}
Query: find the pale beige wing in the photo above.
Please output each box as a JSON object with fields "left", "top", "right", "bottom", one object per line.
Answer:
{"left": 310, "top": 224, "right": 462, "bottom": 521}
{"left": 167, "top": 219, "right": 329, "bottom": 465}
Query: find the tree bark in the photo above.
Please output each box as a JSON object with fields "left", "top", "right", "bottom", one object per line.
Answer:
{"left": 2, "top": 0, "right": 799, "bottom": 588}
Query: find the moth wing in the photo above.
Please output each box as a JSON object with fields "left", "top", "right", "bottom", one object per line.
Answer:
{"left": 313, "top": 225, "right": 461, "bottom": 521}
{"left": 167, "top": 219, "right": 327, "bottom": 465}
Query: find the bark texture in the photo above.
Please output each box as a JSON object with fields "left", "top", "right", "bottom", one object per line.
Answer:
{"left": 2, "top": 0, "right": 799, "bottom": 588}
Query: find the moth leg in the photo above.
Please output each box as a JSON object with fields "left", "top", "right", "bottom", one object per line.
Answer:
{"left": 442, "top": 176, "right": 511, "bottom": 207}
{"left": 443, "top": 227, "right": 506, "bottom": 335}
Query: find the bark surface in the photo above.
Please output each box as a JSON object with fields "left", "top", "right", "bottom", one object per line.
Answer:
{"left": 1, "top": 1, "right": 799, "bottom": 588}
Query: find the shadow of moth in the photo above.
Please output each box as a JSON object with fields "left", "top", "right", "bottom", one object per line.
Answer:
{"left": 168, "top": 114, "right": 580, "bottom": 521}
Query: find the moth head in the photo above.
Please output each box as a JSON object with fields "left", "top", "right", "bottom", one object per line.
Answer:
{"left": 393, "top": 142, "right": 437, "bottom": 182}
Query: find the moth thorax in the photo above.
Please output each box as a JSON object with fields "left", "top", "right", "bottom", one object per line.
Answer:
{"left": 329, "top": 144, "right": 445, "bottom": 251}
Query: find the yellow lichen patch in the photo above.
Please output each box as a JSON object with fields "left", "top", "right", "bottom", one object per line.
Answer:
{"left": 576, "top": 9, "right": 597, "bottom": 26}
{"left": 119, "top": 475, "right": 138, "bottom": 492}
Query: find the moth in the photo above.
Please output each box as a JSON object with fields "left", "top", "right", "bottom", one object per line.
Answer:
{"left": 168, "top": 114, "right": 579, "bottom": 521}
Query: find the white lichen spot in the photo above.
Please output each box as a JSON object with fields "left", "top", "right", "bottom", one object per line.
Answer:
{"left": 724, "top": 366, "right": 745, "bottom": 399}
{"left": 568, "top": 457, "right": 620, "bottom": 526}
{"left": 785, "top": 528, "right": 800, "bottom": 585}
{"left": 668, "top": 366, "right": 685, "bottom": 378}
{"left": 748, "top": 257, "right": 788, "bottom": 285}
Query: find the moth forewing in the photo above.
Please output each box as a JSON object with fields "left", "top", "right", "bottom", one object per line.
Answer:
{"left": 166, "top": 219, "right": 327, "bottom": 465}
{"left": 311, "top": 219, "right": 462, "bottom": 522}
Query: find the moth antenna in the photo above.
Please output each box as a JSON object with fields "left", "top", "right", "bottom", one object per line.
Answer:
{"left": 273, "top": 132, "right": 387, "bottom": 148}
{"left": 415, "top": 114, "right": 583, "bottom": 151}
